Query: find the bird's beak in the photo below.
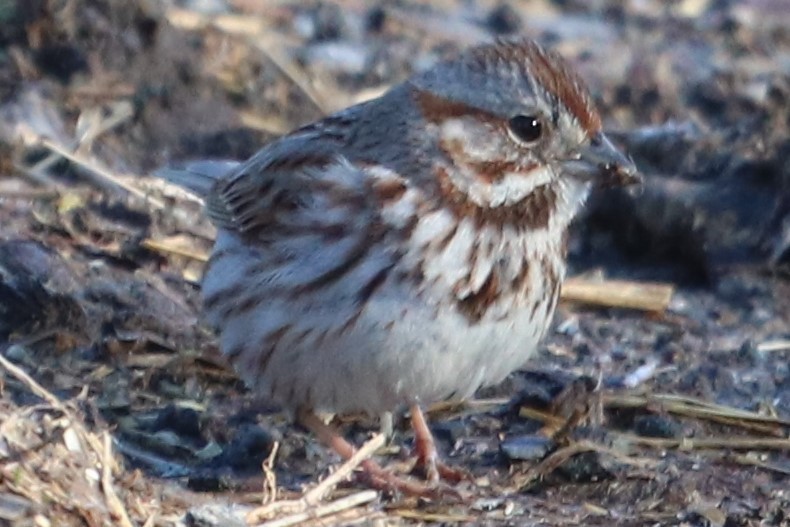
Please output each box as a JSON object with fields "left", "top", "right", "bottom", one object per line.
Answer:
{"left": 563, "top": 132, "right": 641, "bottom": 187}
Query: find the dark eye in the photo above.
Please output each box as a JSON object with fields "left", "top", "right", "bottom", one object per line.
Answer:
{"left": 508, "top": 115, "right": 543, "bottom": 144}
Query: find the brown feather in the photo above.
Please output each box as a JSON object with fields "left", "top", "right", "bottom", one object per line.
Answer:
{"left": 470, "top": 39, "right": 602, "bottom": 136}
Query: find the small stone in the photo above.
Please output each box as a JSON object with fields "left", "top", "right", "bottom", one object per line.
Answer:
{"left": 84, "top": 468, "right": 100, "bottom": 484}
{"left": 33, "top": 44, "right": 88, "bottom": 83}
{"left": 633, "top": 414, "right": 680, "bottom": 438}
{"left": 556, "top": 451, "right": 610, "bottom": 482}
{"left": 185, "top": 503, "right": 249, "bottom": 527}
{"left": 486, "top": 3, "right": 522, "bottom": 34}
{"left": 311, "top": 3, "right": 348, "bottom": 42}
{"left": 500, "top": 435, "right": 553, "bottom": 461}
{"left": 152, "top": 404, "right": 202, "bottom": 439}
{"left": 556, "top": 316, "right": 580, "bottom": 336}
{"left": 0, "top": 492, "right": 35, "bottom": 521}
{"left": 221, "top": 424, "right": 275, "bottom": 470}
{"left": 366, "top": 6, "right": 386, "bottom": 32}
{"left": 63, "top": 427, "right": 83, "bottom": 453}
{"left": 472, "top": 497, "right": 504, "bottom": 511}
{"left": 4, "top": 344, "right": 32, "bottom": 364}
{"left": 431, "top": 418, "right": 467, "bottom": 445}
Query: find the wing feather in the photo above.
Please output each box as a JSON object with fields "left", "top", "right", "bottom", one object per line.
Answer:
{"left": 205, "top": 135, "right": 375, "bottom": 241}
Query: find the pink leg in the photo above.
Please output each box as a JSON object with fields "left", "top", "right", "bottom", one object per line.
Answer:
{"left": 410, "top": 404, "right": 469, "bottom": 484}
{"left": 298, "top": 409, "right": 450, "bottom": 498}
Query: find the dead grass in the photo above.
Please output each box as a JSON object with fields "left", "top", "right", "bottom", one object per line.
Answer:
{"left": 0, "top": 1, "right": 788, "bottom": 526}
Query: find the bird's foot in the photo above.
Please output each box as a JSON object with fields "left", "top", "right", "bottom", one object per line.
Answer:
{"left": 358, "top": 458, "right": 464, "bottom": 500}
{"left": 409, "top": 404, "right": 472, "bottom": 484}
{"left": 298, "top": 407, "right": 468, "bottom": 500}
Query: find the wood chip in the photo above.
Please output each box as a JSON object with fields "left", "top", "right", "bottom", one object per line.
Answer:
{"left": 561, "top": 278, "right": 674, "bottom": 312}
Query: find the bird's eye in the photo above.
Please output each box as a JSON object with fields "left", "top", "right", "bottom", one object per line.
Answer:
{"left": 507, "top": 115, "right": 543, "bottom": 144}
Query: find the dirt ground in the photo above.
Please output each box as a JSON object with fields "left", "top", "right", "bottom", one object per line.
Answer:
{"left": 0, "top": 1, "right": 788, "bottom": 526}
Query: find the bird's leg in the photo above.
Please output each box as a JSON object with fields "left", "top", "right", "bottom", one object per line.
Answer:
{"left": 410, "top": 404, "right": 469, "bottom": 483}
{"left": 297, "top": 409, "right": 449, "bottom": 498}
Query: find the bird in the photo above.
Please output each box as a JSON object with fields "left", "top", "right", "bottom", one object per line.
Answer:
{"left": 157, "top": 37, "right": 639, "bottom": 495}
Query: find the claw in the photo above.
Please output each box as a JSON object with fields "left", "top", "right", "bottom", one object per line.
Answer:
{"left": 298, "top": 406, "right": 469, "bottom": 501}
{"left": 410, "top": 404, "right": 471, "bottom": 484}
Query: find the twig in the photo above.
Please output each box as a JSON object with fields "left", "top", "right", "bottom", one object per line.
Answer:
{"left": 576, "top": 440, "right": 659, "bottom": 469}
{"left": 513, "top": 439, "right": 659, "bottom": 491}
{"left": 728, "top": 453, "right": 790, "bottom": 475}
{"left": 0, "top": 352, "right": 131, "bottom": 521}
{"left": 0, "top": 352, "right": 116, "bottom": 474}
{"left": 757, "top": 339, "right": 790, "bottom": 353}
{"left": 141, "top": 237, "right": 210, "bottom": 262}
{"left": 0, "top": 187, "right": 60, "bottom": 200}
{"left": 392, "top": 510, "right": 478, "bottom": 523}
{"left": 113, "top": 438, "right": 192, "bottom": 478}
{"left": 0, "top": 353, "right": 62, "bottom": 407}
{"left": 297, "top": 507, "right": 384, "bottom": 527}
{"left": 101, "top": 432, "right": 135, "bottom": 527}
{"left": 561, "top": 278, "right": 674, "bottom": 312}
{"left": 38, "top": 137, "right": 165, "bottom": 209}
{"left": 427, "top": 398, "right": 511, "bottom": 415}
{"left": 252, "top": 38, "right": 329, "bottom": 115}
{"left": 617, "top": 434, "right": 790, "bottom": 451}
{"left": 164, "top": 6, "right": 329, "bottom": 116}
{"left": 603, "top": 393, "right": 790, "bottom": 429}
{"left": 13, "top": 98, "right": 153, "bottom": 209}
{"left": 296, "top": 433, "right": 384, "bottom": 505}
{"left": 514, "top": 441, "right": 598, "bottom": 489}
{"left": 165, "top": 6, "right": 267, "bottom": 36}
{"left": 261, "top": 441, "right": 280, "bottom": 505}
{"left": 238, "top": 109, "right": 296, "bottom": 135}
{"left": 258, "top": 490, "right": 379, "bottom": 527}
{"left": 518, "top": 406, "right": 567, "bottom": 428}
{"left": 246, "top": 433, "right": 385, "bottom": 524}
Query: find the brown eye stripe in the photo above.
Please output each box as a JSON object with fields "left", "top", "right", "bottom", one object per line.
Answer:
{"left": 439, "top": 136, "right": 538, "bottom": 183}
{"left": 468, "top": 40, "right": 602, "bottom": 136}
{"left": 412, "top": 88, "right": 503, "bottom": 127}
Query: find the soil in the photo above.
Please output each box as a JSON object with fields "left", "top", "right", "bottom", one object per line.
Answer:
{"left": 0, "top": 1, "right": 788, "bottom": 526}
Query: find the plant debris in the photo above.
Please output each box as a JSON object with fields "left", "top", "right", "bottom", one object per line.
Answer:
{"left": 0, "top": 0, "right": 788, "bottom": 526}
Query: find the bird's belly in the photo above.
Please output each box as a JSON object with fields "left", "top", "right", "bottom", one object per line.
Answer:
{"left": 210, "top": 284, "right": 555, "bottom": 416}
{"left": 203, "top": 231, "right": 560, "bottom": 415}
{"left": 343, "top": 297, "right": 553, "bottom": 413}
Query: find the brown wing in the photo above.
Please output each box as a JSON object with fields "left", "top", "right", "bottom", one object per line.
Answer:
{"left": 205, "top": 135, "right": 375, "bottom": 240}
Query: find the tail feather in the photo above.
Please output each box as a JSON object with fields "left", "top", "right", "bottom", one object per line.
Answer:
{"left": 153, "top": 160, "right": 240, "bottom": 198}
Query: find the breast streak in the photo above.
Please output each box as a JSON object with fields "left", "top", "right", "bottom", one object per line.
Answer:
{"left": 378, "top": 214, "right": 565, "bottom": 406}
{"left": 203, "top": 204, "right": 563, "bottom": 416}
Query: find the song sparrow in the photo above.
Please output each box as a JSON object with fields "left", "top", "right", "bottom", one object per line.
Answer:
{"left": 159, "top": 38, "right": 638, "bottom": 494}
